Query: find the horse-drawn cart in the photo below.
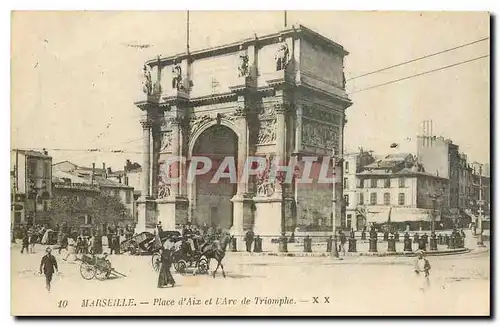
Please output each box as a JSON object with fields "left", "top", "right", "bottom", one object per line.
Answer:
{"left": 76, "top": 254, "right": 126, "bottom": 280}
{"left": 151, "top": 238, "right": 209, "bottom": 275}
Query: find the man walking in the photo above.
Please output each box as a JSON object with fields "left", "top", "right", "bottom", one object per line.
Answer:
{"left": 414, "top": 250, "right": 431, "bottom": 292}
{"left": 21, "top": 231, "right": 30, "bottom": 254}
{"left": 244, "top": 229, "right": 254, "bottom": 252}
{"left": 338, "top": 231, "right": 347, "bottom": 256}
{"left": 40, "top": 247, "right": 58, "bottom": 292}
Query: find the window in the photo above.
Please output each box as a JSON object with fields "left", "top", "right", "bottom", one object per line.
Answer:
{"left": 399, "top": 178, "right": 405, "bottom": 188}
{"left": 359, "top": 193, "right": 364, "bottom": 205}
{"left": 346, "top": 214, "right": 352, "bottom": 230}
{"left": 28, "top": 160, "right": 37, "bottom": 176}
{"left": 14, "top": 212, "right": 21, "bottom": 223}
{"left": 344, "top": 194, "right": 349, "bottom": 206}
{"left": 384, "top": 179, "right": 391, "bottom": 188}
{"left": 113, "top": 189, "right": 120, "bottom": 197}
{"left": 398, "top": 193, "right": 405, "bottom": 205}
{"left": 384, "top": 193, "right": 391, "bottom": 205}
{"left": 370, "top": 179, "right": 377, "bottom": 188}
{"left": 370, "top": 193, "right": 377, "bottom": 205}
{"left": 44, "top": 161, "right": 51, "bottom": 178}
{"left": 344, "top": 178, "right": 349, "bottom": 189}
{"left": 126, "top": 190, "right": 132, "bottom": 204}
{"left": 345, "top": 161, "right": 349, "bottom": 174}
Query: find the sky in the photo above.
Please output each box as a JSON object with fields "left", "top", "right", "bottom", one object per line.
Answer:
{"left": 11, "top": 11, "right": 490, "bottom": 171}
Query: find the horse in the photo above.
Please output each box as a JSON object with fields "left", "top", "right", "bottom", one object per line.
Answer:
{"left": 196, "top": 233, "right": 233, "bottom": 278}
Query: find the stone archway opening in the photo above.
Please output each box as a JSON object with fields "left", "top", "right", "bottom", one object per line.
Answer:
{"left": 191, "top": 124, "right": 238, "bottom": 230}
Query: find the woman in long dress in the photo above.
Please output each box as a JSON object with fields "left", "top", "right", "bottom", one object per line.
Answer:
{"left": 157, "top": 248, "right": 175, "bottom": 288}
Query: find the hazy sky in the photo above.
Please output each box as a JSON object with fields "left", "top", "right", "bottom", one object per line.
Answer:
{"left": 11, "top": 11, "right": 490, "bottom": 170}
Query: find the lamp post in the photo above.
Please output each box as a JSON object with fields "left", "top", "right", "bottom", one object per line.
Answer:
{"left": 477, "top": 165, "right": 485, "bottom": 247}
{"left": 428, "top": 187, "right": 444, "bottom": 233}
{"left": 331, "top": 152, "right": 343, "bottom": 259}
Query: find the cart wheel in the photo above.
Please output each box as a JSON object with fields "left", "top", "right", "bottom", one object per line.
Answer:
{"left": 95, "top": 268, "right": 108, "bottom": 281}
{"left": 80, "top": 263, "right": 96, "bottom": 280}
{"left": 198, "top": 258, "right": 208, "bottom": 274}
{"left": 176, "top": 260, "right": 187, "bottom": 275}
{"left": 151, "top": 252, "right": 161, "bottom": 272}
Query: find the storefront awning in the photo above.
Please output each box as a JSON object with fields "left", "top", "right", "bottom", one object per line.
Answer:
{"left": 366, "top": 207, "right": 391, "bottom": 224}
{"left": 389, "top": 208, "right": 433, "bottom": 223}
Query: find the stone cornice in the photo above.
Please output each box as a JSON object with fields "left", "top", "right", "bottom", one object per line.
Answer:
{"left": 145, "top": 25, "right": 348, "bottom": 68}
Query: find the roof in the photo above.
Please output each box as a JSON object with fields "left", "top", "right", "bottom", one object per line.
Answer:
{"left": 52, "top": 170, "right": 91, "bottom": 184}
{"left": 13, "top": 149, "right": 50, "bottom": 159}
{"left": 86, "top": 175, "right": 133, "bottom": 189}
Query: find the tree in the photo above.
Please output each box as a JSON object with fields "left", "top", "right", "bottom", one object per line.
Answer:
{"left": 88, "top": 193, "right": 133, "bottom": 226}
{"left": 48, "top": 193, "right": 133, "bottom": 227}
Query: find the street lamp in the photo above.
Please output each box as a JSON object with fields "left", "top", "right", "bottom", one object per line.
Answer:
{"left": 331, "top": 152, "right": 343, "bottom": 259}
{"left": 477, "top": 164, "right": 485, "bottom": 247}
{"left": 428, "top": 189, "right": 443, "bottom": 233}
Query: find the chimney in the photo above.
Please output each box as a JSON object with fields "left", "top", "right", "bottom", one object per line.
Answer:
{"left": 123, "top": 165, "right": 129, "bottom": 185}
{"left": 91, "top": 163, "right": 95, "bottom": 185}
{"left": 103, "top": 163, "right": 107, "bottom": 178}
{"left": 42, "top": 148, "right": 48, "bottom": 156}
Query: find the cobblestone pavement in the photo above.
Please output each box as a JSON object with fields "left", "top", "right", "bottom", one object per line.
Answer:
{"left": 11, "top": 241, "right": 489, "bottom": 316}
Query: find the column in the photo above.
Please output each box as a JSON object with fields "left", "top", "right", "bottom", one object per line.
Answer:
{"left": 169, "top": 116, "right": 180, "bottom": 197}
{"left": 274, "top": 102, "right": 287, "bottom": 195}
{"left": 236, "top": 105, "right": 249, "bottom": 196}
{"left": 231, "top": 101, "right": 249, "bottom": 240}
{"left": 140, "top": 119, "right": 151, "bottom": 198}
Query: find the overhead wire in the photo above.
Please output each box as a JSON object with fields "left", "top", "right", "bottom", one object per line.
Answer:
{"left": 347, "top": 55, "right": 489, "bottom": 95}
{"left": 346, "top": 37, "right": 489, "bottom": 81}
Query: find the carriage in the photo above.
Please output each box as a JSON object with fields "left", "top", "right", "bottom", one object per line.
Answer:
{"left": 151, "top": 237, "right": 209, "bottom": 275}
{"left": 121, "top": 231, "right": 181, "bottom": 255}
{"left": 76, "top": 254, "right": 126, "bottom": 280}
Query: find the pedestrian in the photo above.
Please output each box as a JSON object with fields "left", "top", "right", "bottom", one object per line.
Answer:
{"left": 339, "top": 231, "right": 347, "bottom": 255}
{"left": 39, "top": 247, "right": 58, "bottom": 292}
{"left": 21, "top": 231, "right": 30, "bottom": 254}
{"left": 58, "top": 233, "right": 68, "bottom": 255}
{"left": 244, "top": 229, "right": 254, "bottom": 252}
{"left": 29, "top": 231, "right": 37, "bottom": 253}
{"left": 157, "top": 248, "right": 175, "bottom": 288}
{"left": 62, "top": 237, "right": 77, "bottom": 261}
{"left": 88, "top": 236, "right": 94, "bottom": 255}
{"left": 414, "top": 250, "right": 431, "bottom": 292}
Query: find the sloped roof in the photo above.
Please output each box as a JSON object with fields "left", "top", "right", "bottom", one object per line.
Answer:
{"left": 14, "top": 149, "right": 50, "bottom": 158}
{"left": 86, "top": 175, "right": 133, "bottom": 189}
{"left": 52, "top": 170, "right": 91, "bottom": 184}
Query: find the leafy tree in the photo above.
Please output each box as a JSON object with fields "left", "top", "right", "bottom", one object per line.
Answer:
{"left": 48, "top": 193, "right": 133, "bottom": 227}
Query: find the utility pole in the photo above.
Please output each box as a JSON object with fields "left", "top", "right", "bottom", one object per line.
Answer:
{"left": 477, "top": 165, "right": 485, "bottom": 247}
{"left": 428, "top": 191, "right": 442, "bottom": 233}
{"left": 331, "top": 153, "right": 342, "bottom": 259}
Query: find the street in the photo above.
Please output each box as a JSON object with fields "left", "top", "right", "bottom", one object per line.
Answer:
{"left": 11, "top": 244, "right": 489, "bottom": 316}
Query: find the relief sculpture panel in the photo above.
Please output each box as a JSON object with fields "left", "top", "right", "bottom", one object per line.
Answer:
{"left": 302, "top": 119, "right": 339, "bottom": 151}
{"left": 302, "top": 105, "right": 341, "bottom": 125}
{"left": 257, "top": 119, "right": 277, "bottom": 145}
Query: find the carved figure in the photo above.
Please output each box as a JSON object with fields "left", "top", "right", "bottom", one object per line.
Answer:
{"left": 157, "top": 184, "right": 171, "bottom": 199}
{"left": 238, "top": 51, "right": 249, "bottom": 77}
{"left": 142, "top": 65, "right": 153, "bottom": 95}
{"left": 172, "top": 64, "right": 183, "bottom": 91}
{"left": 275, "top": 43, "right": 290, "bottom": 71}
{"left": 257, "top": 120, "right": 277, "bottom": 144}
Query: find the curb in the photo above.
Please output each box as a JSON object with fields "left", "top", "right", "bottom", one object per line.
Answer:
{"left": 229, "top": 248, "right": 471, "bottom": 258}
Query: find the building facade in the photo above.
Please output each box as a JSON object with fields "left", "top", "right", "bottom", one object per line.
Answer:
{"left": 11, "top": 149, "right": 52, "bottom": 226}
{"left": 53, "top": 161, "right": 136, "bottom": 221}
{"left": 354, "top": 153, "right": 449, "bottom": 230}
{"left": 343, "top": 150, "right": 375, "bottom": 230}
{"left": 134, "top": 25, "right": 352, "bottom": 239}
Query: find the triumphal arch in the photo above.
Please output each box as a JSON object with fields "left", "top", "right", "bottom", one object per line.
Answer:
{"left": 134, "top": 25, "right": 352, "bottom": 241}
